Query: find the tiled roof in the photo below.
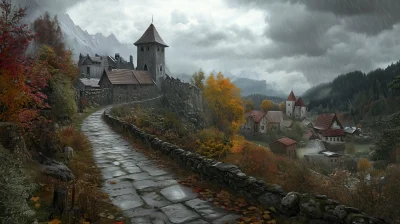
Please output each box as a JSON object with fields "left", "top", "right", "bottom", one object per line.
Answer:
{"left": 134, "top": 24, "right": 168, "bottom": 47}
{"left": 295, "top": 97, "right": 306, "bottom": 107}
{"left": 314, "top": 113, "right": 336, "bottom": 130}
{"left": 106, "top": 69, "right": 154, "bottom": 85}
{"left": 266, "top": 111, "right": 283, "bottom": 124}
{"left": 322, "top": 129, "right": 345, "bottom": 137}
{"left": 287, "top": 90, "right": 296, "bottom": 101}
{"left": 245, "top": 110, "right": 265, "bottom": 123}
{"left": 277, "top": 137, "right": 297, "bottom": 146}
{"left": 79, "top": 78, "right": 100, "bottom": 87}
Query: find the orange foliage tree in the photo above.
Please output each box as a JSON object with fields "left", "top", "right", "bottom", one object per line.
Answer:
{"left": 260, "top": 99, "right": 274, "bottom": 112}
{"left": 357, "top": 158, "right": 372, "bottom": 172}
{"left": 279, "top": 102, "right": 286, "bottom": 112}
{"left": 0, "top": 0, "right": 50, "bottom": 127}
{"left": 203, "top": 72, "right": 245, "bottom": 135}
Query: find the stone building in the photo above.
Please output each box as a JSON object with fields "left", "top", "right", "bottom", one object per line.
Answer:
{"left": 285, "top": 91, "right": 307, "bottom": 120}
{"left": 74, "top": 77, "right": 100, "bottom": 90}
{"left": 134, "top": 23, "right": 168, "bottom": 88}
{"left": 269, "top": 137, "right": 297, "bottom": 159}
{"left": 78, "top": 53, "right": 134, "bottom": 78}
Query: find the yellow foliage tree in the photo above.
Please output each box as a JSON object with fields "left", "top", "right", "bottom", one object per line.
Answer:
{"left": 357, "top": 158, "right": 372, "bottom": 172}
{"left": 203, "top": 72, "right": 245, "bottom": 135}
{"left": 279, "top": 102, "right": 286, "bottom": 112}
{"left": 244, "top": 99, "right": 255, "bottom": 112}
{"left": 261, "top": 99, "right": 274, "bottom": 112}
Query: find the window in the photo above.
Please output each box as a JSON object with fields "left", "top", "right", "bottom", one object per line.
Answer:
{"left": 331, "top": 159, "right": 333, "bottom": 162}
{"left": 160, "top": 65, "right": 163, "bottom": 72}
{"left": 146, "top": 46, "right": 150, "bottom": 51}
{"left": 87, "top": 66, "right": 90, "bottom": 75}
{"left": 158, "top": 47, "right": 160, "bottom": 51}
{"left": 144, "top": 64, "right": 148, "bottom": 71}
{"left": 161, "top": 48, "right": 164, "bottom": 52}
{"left": 141, "top": 47, "right": 144, "bottom": 51}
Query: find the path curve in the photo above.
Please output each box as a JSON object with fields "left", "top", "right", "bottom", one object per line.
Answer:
{"left": 82, "top": 109, "right": 240, "bottom": 224}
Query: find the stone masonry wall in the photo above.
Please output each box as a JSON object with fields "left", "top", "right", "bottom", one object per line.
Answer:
{"left": 103, "top": 108, "right": 388, "bottom": 224}
{"left": 77, "top": 88, "right": 113, "bottom": 110}
{"left": 161, "top": 76, "right": 205, "bottom": 127}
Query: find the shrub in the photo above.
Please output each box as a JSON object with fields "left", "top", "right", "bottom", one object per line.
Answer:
{"left": 110, "top": 105, "right": 132, "bottom": 118}
{"left": 239, "top": 142, "right": 277, "bottom": 175}
{"left": 58, "top": 126, "right": 90, "bottom": 152}
{"left": 195, "top": 128, "right": 231, "bottom": 159}
{"left": 357, "top": 158, "right": 372, "bottom": 172}
{"left": 0, "top": 145, "right": 36, "bottom": 224}
{"left": 50, "top": 74, "right": 77, "bottom": 119}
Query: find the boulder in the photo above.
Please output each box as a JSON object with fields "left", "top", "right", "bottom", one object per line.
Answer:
{"left": 40, "top": 157, "right": 74, "bottom": 181}
{"left": 300, "top": 199, "right": 322, "bottom": 219}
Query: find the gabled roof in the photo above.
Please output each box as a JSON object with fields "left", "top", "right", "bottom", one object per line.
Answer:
{"left": 134, "top": 23, "right": 168, "bottom": 47}
{"left": 265, "top": 111, "right": 283, "bottom": 124}
{"left": 245, "top": 110, "right": 265, "bottom": 123}
{"left": 79, "top": 78, "right": 100, "bottom": 88}
{"left": 295, "top": 97, "right": 306, "bottom": 107}
{"left": 314, "top": 113, "right": 342, "bottom": 130}
{"left": 287, "top": 90, "right": 296, "bottom": 101}
{"left": 103, "top": 69, "right": 154, "bottom": 85}
{"left": 276, "top": 137, "right": 297, "bottom": 146}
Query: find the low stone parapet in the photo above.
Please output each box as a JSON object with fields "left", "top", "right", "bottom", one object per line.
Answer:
{"left": 103, "top": 109, "right": 388, "bottom": 224}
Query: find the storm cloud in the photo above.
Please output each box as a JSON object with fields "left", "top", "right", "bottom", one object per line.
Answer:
{"left": 15, "top": 0, "right": 400, "bottom": 95}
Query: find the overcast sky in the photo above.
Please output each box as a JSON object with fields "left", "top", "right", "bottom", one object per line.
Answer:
{"left": 19, "top": 0, "right": 400, "bottom": 95}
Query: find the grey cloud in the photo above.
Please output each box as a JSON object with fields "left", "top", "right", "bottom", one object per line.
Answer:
{"left": 170, "top": 10, "right": 189, "bottom": 25}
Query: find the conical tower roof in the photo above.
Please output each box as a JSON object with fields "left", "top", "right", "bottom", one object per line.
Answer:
{"left": 287, "top": 90, "right": 296, "bottom": 101}
{"left": 134, "top": 23, "right": 168, "bottom": 47}
{"left": 295, "top": 97, "right": 305, "bottom": 107}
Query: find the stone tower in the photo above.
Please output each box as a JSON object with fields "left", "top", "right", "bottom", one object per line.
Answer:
{"left": 286, "top": 90, "right": 296, "bottom": 117}
{"left": 134, "top": 23, "right": 168, "bottom": 87}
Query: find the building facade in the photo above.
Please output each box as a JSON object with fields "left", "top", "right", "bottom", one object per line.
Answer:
{"left": 286, "top": 90, "right": 307, "bottom": 120}
{"left": 269, "top": 137, "right": 297, "bottom": 159}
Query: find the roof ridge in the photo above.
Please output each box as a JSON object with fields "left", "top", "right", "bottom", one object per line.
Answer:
{"left": 132, "top": 70, "right": 141, "bottom": 84}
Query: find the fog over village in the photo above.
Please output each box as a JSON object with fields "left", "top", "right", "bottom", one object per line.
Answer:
{"left": 1, "top": 0, "right": 400, "bottom": 223}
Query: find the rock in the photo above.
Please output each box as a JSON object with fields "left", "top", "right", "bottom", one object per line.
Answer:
{"left": 281, "top": 192, "right": 300, "bottom": 210}
{"left": 345, "top": 213, "right": 369, "bottom": 224}
{"left": 40, "top": 158, "right": 75, "bottom": 181}
{"left": 323, "top": 213, "right": 341, "bottom": 223}
{"left": 107, "top": 215, "right": 115, "bottom": 220}
{"left": 344, "top": 206, "right": 361, "bottom": 214}
{"left": 300, "top": 199, "right": 322, "bottom": 219}
{"left": 258, "top": 192, "right": 282, "bottom": 208}
{"left": 315, "top": 195, "right": 327, "bottom": 200}
{"left": 333, "top": 205, "right": 347, "bottom": 220}
{"left": 99, "top": 213, "right": 106, "bottom": 218}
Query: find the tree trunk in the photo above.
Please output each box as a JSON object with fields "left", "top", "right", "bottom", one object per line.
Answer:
{"left": 52, "top": 187, "right": 68, "bottom": 216}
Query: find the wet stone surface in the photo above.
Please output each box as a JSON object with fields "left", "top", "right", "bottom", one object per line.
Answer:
{"left": 82, "top": 109, "right": 240, "bottom": 224}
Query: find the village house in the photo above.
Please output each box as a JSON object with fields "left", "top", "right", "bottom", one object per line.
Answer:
{"left": 313, "top": 113, "right": 346, "bottom": 153}
{"left": 285, "top": 90, "right": 307, "bottom": 120}
{"left": 241, "top": 110, "right": 284, "bottom": 135}
{"left": 269, "top": 137, "right": 297, "bottom": 159}
{"left": 78, "top": 53, "right": 134, "bottom": 78}
{"left": 74, "top": 77, "right": 100, "bottom": 90}
{"left": 304, "top": 151, "right": 345, "bottom": 168}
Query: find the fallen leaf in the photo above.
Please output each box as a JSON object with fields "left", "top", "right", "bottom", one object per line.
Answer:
{"left": 109, "top": 181, "right": 117, "bottom": 184}
{"left": 31, "top": 197, "right": 39, "bottom": 202}
{"left": 35, "top": 203, "right": 40, "bottom": 208}
{"left": 48, "top": 219, "right": 61, "bottom": 224}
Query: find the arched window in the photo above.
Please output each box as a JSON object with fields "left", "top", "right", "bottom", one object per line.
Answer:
{"left": 141, "top": 47, "right": 144, "bottom": 52}
{"left": 160, "top": 65, "right": 162, "bottom": 72}
{"left": 144, "top": 64, "right": 148, "bottom": 71}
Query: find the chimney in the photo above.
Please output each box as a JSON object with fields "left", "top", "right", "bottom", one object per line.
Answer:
{"left": 95, "top": 53, "right": 99, "bottom": 57}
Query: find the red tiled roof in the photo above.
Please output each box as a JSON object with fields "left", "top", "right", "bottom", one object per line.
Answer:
{"left": 265, "top": 111, "right": 283, "bottom": 123}
{"left": 295, "top": 97, "right": 306, "bottom": 107}
{"left": 245, "top": 110, "right": 265, "bottom": 123}
{"left": 106, "top": 69, "right": 154, "bottom": 85}
{"left": 322, "top": 129, "right": 345, "bottom": 137}
{"left": 277, "top": 137, "right": 297, "bottom": 146}
{"left": 314, "top": 113, "right": 336, "bottom": 130}
{"left": 287, "top": 91, "right": 296, "bottom": 101}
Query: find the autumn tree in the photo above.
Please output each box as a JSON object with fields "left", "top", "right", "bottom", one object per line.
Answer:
{"left": 203, "top": 72, "right": 245, "bottom": 135}
{"left": 0, "top": 0, "right": 49, "bottom": 127}
{"left": 244, "top": 99, "right": 255, "bottom": 112}
{"left": 357, "top": 158, "right": 372, "bottom": 172}
{"left": 33, "top": 12, "right": 65, "bottom": 54}
{"left": 260, "top": 99, "right": 274, "bottom": 112}
{"left": 279, "top": 102, "right": 286, "bottom": 112}
{"left": 190, "top": 69, "right": 205, "bottom": 90}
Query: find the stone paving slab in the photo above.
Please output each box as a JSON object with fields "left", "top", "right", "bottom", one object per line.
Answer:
{"left": 82, "top": 109, "right": 240, "bottom": 224}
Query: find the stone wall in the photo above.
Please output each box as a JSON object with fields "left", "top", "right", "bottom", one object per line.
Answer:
{"left": 103, "top": 110, "right": 388, "bottom": 224}
{"left": 161, "top": 76, "right": 205, "bottom": 127}
{"left": 113, "top": 85, "right": 159, "bottom": 104}
{"left": 77, "top": 88, "right": 113, "bottom": 110}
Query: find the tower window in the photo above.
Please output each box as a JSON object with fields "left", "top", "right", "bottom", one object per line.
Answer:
{"left": 158, "top": 47, "right": 160, "bottom": 51}
{"left": 160, "top": 65, "right": 162, "bottom": 72}
{"left": 141, "top": 47, "right": 144, "bottom": 51}
{"left": 146, "top": 46, "right": 150, "bottom": 51}
{"left": 161, "top": 48, "right": 164, "bottom": 52}
{"left": 144, "top": 64, "right": 148, "bottom": 71}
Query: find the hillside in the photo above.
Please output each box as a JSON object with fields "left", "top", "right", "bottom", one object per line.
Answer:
{"left": 303, "top": 61, "right": 400, "bottom": 126}
{"left": 232, "top": 78, "right": 286, "bottom": 97}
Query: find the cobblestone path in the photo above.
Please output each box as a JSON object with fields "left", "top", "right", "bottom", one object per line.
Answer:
{"left": 82, "top": 109, "right": 240, "bottom": 224}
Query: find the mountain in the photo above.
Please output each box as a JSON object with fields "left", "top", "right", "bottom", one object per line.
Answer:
{"left": 57, "top": 14, "right": 135, "bottom": 60}
{"left": 303, "top": 60, "right": 400, "bottom": 126}
{"left": 232, "top": 78, "right": 286, "bottom": 97}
